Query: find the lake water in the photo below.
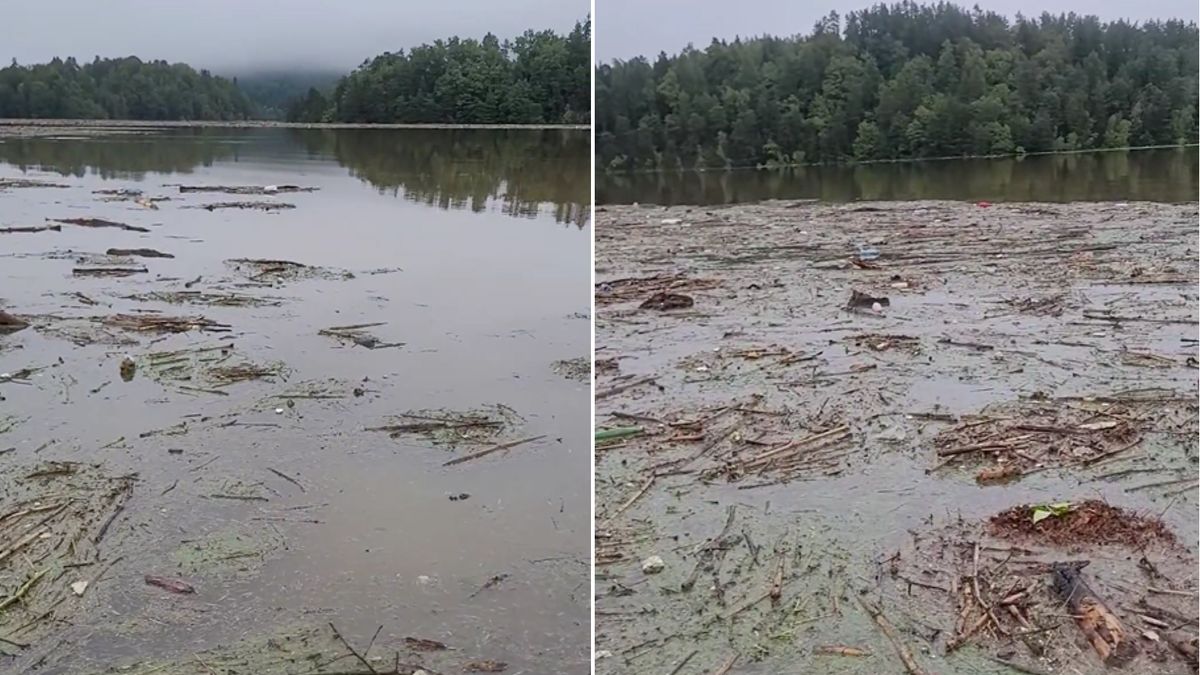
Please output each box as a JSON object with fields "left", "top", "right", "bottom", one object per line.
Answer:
{"left": 597, "top": 148, "right": 1199, "bottom": 205}
{"left": 0, "top": 127, "right": 590, "bottom": 673}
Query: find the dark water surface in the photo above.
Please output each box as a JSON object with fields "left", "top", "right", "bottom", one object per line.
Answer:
{"left": 598, "top": 148, "right": 1199, "bottom": 205}
{"left": 0, "top": 127, "right": 590, "bottom": 673}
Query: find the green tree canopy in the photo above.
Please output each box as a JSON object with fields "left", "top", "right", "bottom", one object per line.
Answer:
{"left": 289, "top": 19, "right": 591, "bottom": 125}
{"left": 0, "top": 56, "right": 252, "bottom": 120}
{"left": 597, "top": 3, "right": 1199, "bottom": 170}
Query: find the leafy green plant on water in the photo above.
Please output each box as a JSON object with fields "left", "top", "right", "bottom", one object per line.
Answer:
{"left": 1031, "top": 502, "right": 1072, "bottom": 524}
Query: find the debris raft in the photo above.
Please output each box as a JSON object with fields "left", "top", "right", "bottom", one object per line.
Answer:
{"left": 0, "top": 464, "right": 132, "bottom": 648}
{"left": 0, "top": 178, "right": 69, "bottom": 189}
{"left": 0, "top": 224, "right": 61, "bottom": 234}
{"left": 103, "top": 313, "right": 232, "bottom": 334}
{"left": 596, "top": 273, "right": 719, "bottom": 305}
{"left": 226, "top": 257, "right": 354, "bottom": 283}
{"left": 319, "top": 322, "right": 403, "bottom": 350}
{"left": 178, "top": 184, "right": 317, "bottom": 194}
{"left": 122, "top": 290, "right": 284, "bottom": 307}
{"left": 52, "top": 217, "right": 150, "bottom": 232}
{"left": 198, "top": 201, "right": 296, "bottom": 211}
{"left": 368, "top": 406, "right": 523, "bottom": 449}
{"left": 594, "top": 201, "right": 1198, "bottom": 675}
{"left": 105, "top": 247, "right": 174, "bottom": 259}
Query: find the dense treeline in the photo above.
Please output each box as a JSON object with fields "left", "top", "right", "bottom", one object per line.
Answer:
{"left": 596, "top": 3, "right": 1199, "bottom": 170}
{"left": 0, "top": 57, "right": 252, "bottom": 120}
{"left": 288, "top": 20, "right": 591, "bottom": 124}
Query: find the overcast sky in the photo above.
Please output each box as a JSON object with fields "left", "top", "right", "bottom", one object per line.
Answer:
{"left": 1, "top": 0, "right": 588, "bottom": 74}
{"left": 597, "top": 0, "right": 1200, "bottom": 61}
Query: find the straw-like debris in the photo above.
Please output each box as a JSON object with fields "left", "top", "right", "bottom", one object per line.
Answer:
{"left": 319, "top": 322, "right": 403, "bottom": 350}
{"left": 596, "top": 273, "right": 719, "bottom": 305}
{"left": 105, "top": 248, "right": 174, "bottom": 259}
{"left": 0, "top": 463, "right": 133, "bottom": 649}
{"left": 553, "top": 357, "right": 590, "bottom": 381}
{"left": 226, "top": 258, "right": 353, "bottom": 283}
{"left": 136, "top": 344, "right": 286, "bottom": 391}
{"left": 0, "top": 178, "right": 68, "bottom": 189}
{"left": 103, "top": 313, "right": 232, "bottom": 334}
{"left": 931, "top": 393, "right": 1197, "bottom": 477}
{"left": 368, "top": 405, "right": 523, "bottom": 448}
{"left": 52, "top": 217, "right": 150, "bottom": 233}
{"left": 851, "top": 333, "right": 921, "bottom": 353}
{"left": 178, "top": 184, "right": 317, "bottom": 195}
{"left": 121, "top": 290, "right": 284, "bottom": 307}
{"left": 197, "top": 201, "right": 296, "bottom": 212}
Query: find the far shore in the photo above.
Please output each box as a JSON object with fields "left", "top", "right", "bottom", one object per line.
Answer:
{"left": 0, "top": 118, "right": 589, "bottom": 137}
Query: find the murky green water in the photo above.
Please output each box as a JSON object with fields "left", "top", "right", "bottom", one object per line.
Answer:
{"left": 0, "top": 127, "right": 590, "bottom": 674}
{"left": 597, "top": 148, "right": 1199, "bottom": 205}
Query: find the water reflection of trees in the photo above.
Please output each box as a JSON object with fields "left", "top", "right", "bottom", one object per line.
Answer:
{"left": 0, "top": 132, "right": 236, "bottom": 180}
{"left": 291, "top": 128, "right": 589, "bottom": 226}
{"left": 598, "top": 150, "right": 1199, "bottom": 205}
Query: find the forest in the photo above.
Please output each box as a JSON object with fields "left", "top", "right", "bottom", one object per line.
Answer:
{"left": 287, "top": 19, "right": 591, "bottom": 125}
{"left": 596, "top": 3, "right": 1199, "bottom": 171}
{"left": 0, "top": 57, "right": 253, "bottom": 120}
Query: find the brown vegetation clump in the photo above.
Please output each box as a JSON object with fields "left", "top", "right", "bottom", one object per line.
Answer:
{"left": 988, "top": 500, "right": 1177, "bottom": 548}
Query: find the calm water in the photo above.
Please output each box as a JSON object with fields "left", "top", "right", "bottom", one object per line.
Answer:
{"left": 0, "top": 127, "right": 589, "bottom": 673}
{"left": 597, "top": 148, "right": 1199, "bottom": 205}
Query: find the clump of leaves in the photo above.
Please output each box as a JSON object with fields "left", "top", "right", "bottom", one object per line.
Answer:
{"left": 1031, "top": 502, "right": 1072, "bottom": 524}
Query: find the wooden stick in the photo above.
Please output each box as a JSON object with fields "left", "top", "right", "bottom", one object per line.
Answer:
{"left": 710, "top": 652, "right": 739, "bottom": 675}
{"left": 328, "top": 622, "right": 377, "bottom": 674}
{"left": 442, "top": 435, "right": 546, "bottom": 467}
{"left": 596, "top": 375, "right": 656, "bottom": 400}
{"left": 0, "top": 569, "right": 48, "bottom": 612}
{"left": 856, "top": 595, "right": 929, "bottom": 675}
{"left": 603, "top": 475, "right": 656, "bottom": 524}
{"left": 267, "top": 467, "right": 306, "bottom": 492}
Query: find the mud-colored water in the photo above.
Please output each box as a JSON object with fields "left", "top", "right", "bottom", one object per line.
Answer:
{"left": 594, "top": 201, "right": 1198, "bottom": 675}
{"left": 597, "top": 148, "right": 1200, "bottom": 205}
{"left": 0, "top": 127, "right": 590, "bottom": 674}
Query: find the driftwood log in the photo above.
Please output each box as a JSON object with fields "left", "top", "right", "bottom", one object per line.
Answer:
{"left": 1052, "top": 562, "right": 1137, "bottom": 665}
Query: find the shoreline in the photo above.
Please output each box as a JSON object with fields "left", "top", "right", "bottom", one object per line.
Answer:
{"left": 0, "top": 118, "right": 590, "bottom": 136}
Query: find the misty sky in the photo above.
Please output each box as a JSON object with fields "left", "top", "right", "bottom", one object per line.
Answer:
{"left": 598, "top": 0, "right": 1200, "bottom": 61}
{"left": 1, "top": 0, "right": 588, "bottom": 74}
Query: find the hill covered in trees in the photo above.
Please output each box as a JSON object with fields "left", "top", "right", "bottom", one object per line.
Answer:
{"left": 596, "top": 3, "right": 1199, "bottom": 171}
{"left": 233, "top": 70, "right": 343, "bottom": 120}
{"left": 287, "top": 19, "right": 591, "bottom": 125}
{"left": 0, "top": 57, "right": 252, "bottom": 120}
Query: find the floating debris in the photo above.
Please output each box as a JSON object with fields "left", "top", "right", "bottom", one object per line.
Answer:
{"left": 121, "top": 290, "right": 284, "bottom": 307}
{"left": 103, "top": 313, "right": 232, "bottom": 334}
{"left": 0, "top": 310, "right": 29, "bottom": 333}
{"left": 368, "top": 405, "right": 522, "bottom": 449}
{"left": 640, "top": 292, "right": 694, "bottom": 310}
{"left": 319, "top": 322, "right": 403, "bottom": 350}
{"left": 178, "top": 184, "right": 317, "bottom": 195}
{"left": 52, "top": 217, "right": 150, "bottom": 233}
{"left": 552, "top": 357, "right": 590, "bottom": 381}
{"left": 105, "top": 247, "right": 174, "bottom": 259}
{"left": 0, "top": 178, "right": 68, "bottom": 189}
{"left": 197, "top": 201, "right": 296, "bottom": 212}
{"left": 226, "top": 257, "right": 353, "bottom": 283}
{"left": 0, "top": 224, "right": 61, "bottom": 234}
{"left": 596, "top": 273, "right": 719, "bottom": 305}
{"left": 73, "top": 266, "right": 148, "bottom": 277}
